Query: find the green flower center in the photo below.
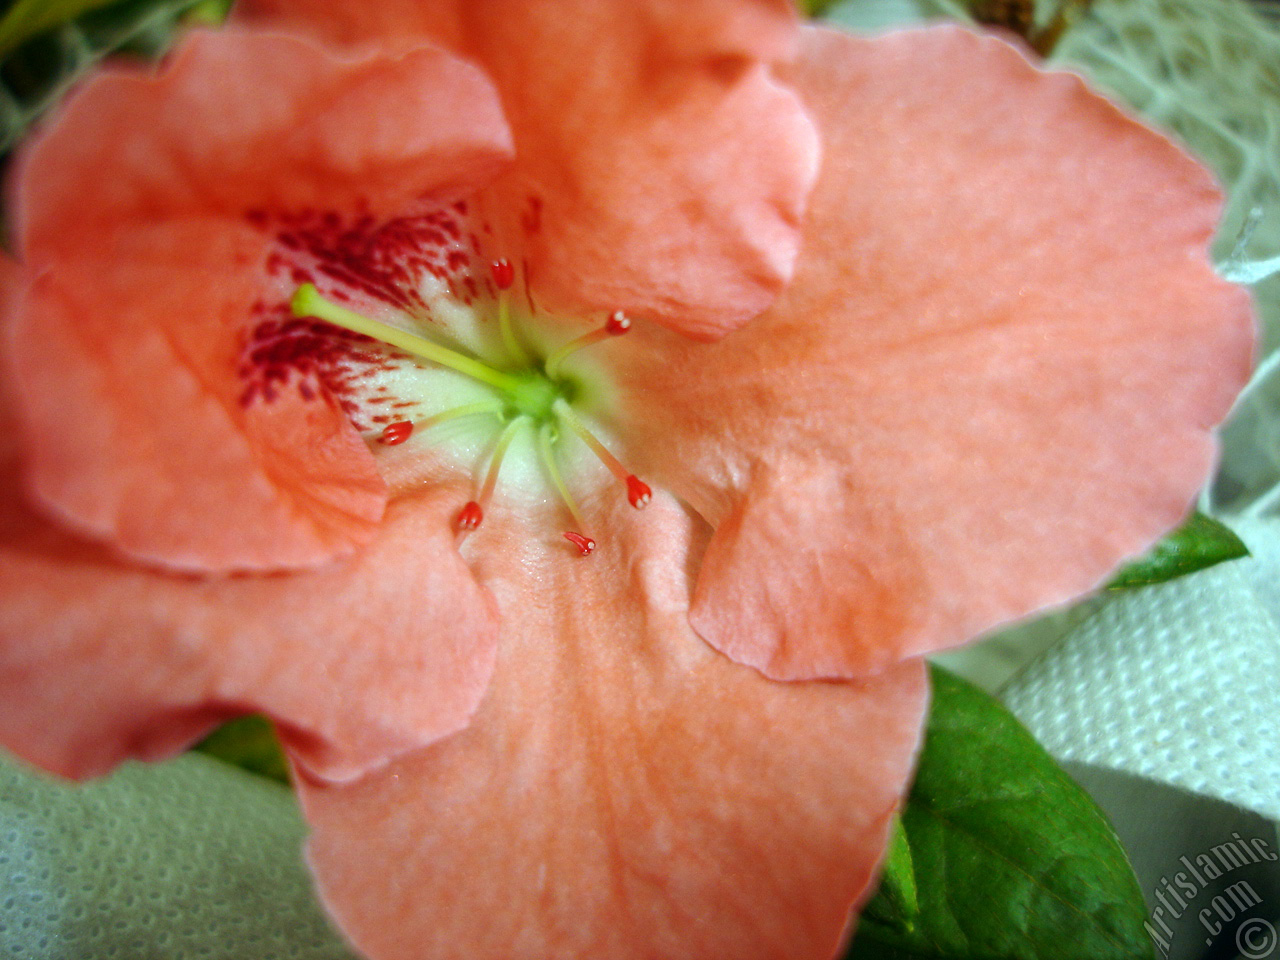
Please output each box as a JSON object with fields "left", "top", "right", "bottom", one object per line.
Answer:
{"left": 506, "top": 370, "right": 567, "bottom": 422}
{"left": 291, "top": 269, "right": 649, "bottom": 556}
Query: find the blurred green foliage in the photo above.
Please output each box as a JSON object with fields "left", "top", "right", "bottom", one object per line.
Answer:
{"left": 195, "top": 714, "right": 291, "bottom": 785}
{"left": 0, "top": 0, "right": 206, "bottom": 160}
{"left": 0, "top": 0, "right": 121, "bottom": 56}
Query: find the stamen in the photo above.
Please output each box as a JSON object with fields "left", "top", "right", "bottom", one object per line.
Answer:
{"left": 544, "top": 310, "right": 632, "bottom": 379}
{"left": 490, "top": 259, "right": 515, "bottom": 290}
{"left": 420, "top": 399, "right": 504, "bottom": 430}
{"left": 457, "top": 501, "right": 484, "bottom": 531}
{"left": 490, "top": 260, "right": 529, "bottom": 366}
{"left": 552, "top": 400, "right": 651, "bottom": 510}
{"left": 625, "top": 475, "right": 653, "bottom": 509}
{"left": 537, "top": 423, "right": 595, "bottom": 555}
{"left": 380, "top": 421, "right": 413, "bottom": 445}
{"left": 478, "top": 417, "right": 525, "bottom": 506}
{"left": 377, "top": 400, "right": 502, "bottom": 449}
{"left": 562, "top": 531, "right": 596, "bottom": 556}
{"left": 457, "top": 416, "right": 527, "bottom": 532}
{"left": 292, "top": 284, "right": 523, "bottom": 395}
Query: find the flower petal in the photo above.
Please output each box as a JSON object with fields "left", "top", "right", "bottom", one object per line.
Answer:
{"left": 238, "top": 0, "right": 819, "bottom": 340}
{"left": 15, "top": 29, "right": 513, "bottom": 250}
{"left": 298, "top": 495, "right": 928, "bottom": 960}
{"left": 11, "top": 224, "right": 392, "bottom": 571}
{"left": 615, "top": 26, "right": 1254, "bottom": 679}
{"left": 0, "top": 448, "right": 499, "bottom": 784}
{"left": 1, "top": 276, "right": 497, "bottom": 784}
{"left": 9, "top": 29, "right": 513, "bottom": 571}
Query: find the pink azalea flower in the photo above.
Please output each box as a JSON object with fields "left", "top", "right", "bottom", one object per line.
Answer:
{"left": 0, "top": 2, "right": 1252, "bottom": 958}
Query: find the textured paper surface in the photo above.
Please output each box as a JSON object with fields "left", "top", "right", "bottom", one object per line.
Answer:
{"left": 1001, "top": 519, "right": 1280, "bottom": 822}
{"left": 0, "top": 753, "right": 355, "bottom": 959}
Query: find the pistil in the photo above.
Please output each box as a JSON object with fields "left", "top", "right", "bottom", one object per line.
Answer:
{"left": 292, "top": 284, "right": 524, "bottom": 395}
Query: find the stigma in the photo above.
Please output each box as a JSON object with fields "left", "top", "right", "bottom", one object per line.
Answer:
{"left": 290, "top": 273, "right": 651, "bottom": 556}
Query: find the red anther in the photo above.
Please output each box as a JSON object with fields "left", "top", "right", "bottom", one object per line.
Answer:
{"left": 379, "top": 420, "right": 413, "bottom": 445}
{"left": 490, "top": 259, "right": 515, "bottom": 290}
{"left": 625, "top": 475, "right": 652, "bottom": 509}
{"left": 563, "top": 531, "right": 595, "bottom": 556}
{"left": 605, "top": 310, "right": 631, "bottom": 336}
{"left": 457, "top": 501, "right": 484, "bottom": 531}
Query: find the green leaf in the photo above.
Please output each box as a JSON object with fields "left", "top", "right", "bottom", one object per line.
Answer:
{"left": 194, "top": 714, "right": 291, "bottom": 785}
{"left": 846, "top": 666, "right": 1153, "bottom": 960}
{"left": 1107, "top": 511, "right": 1248, "bottom": 589}
{"left": 862, "top": 816, "right": 920, "bottom": 934}
{"left": 0, "top": 0, "right": 204, "bottom": 160}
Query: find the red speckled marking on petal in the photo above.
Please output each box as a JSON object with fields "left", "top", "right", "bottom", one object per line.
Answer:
{"left": 521, "top": 195, "right": 543, "bottom": 236}
{"left": 250, "top": 200, "right": 496, "bottom": 315}
{"left": 240, "top": 199, "right": 515, "bottom": 430}
{"left": 237, "top": 302, "right": 418, "bottom": 431}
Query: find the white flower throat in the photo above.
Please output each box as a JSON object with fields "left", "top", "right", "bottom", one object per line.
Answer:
{"left": 288, "top": 261, "right": 651, "bottom": 556}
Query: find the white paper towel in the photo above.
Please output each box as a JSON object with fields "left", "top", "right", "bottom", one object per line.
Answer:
{"left": 1000, "top": 519, "right": 1280, "bottom": 821}
{"left": 0, "top": 753, "right": 356, "bottom": 959}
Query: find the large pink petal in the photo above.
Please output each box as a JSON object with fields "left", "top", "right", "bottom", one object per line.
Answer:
{"left": 613, "top": 26, "right": 1254, "bottom": 679}
{"left": 0, "top": 451, "right": 499, "bottom": 784}
{"left": 299, "top": 495, "right": 928, "bottom": 960}
{"left": 15, "top": 29, "right": 512, "bottom": 251}
{"left": 0, "top": 283, "right": 498, "bottom": 783}
{"left": 238, "top": 0, "right": 818, "bottom": 340}
{"left": 9, "top": 29, "right": 512, "bottom": 572}
{"left": 10, "top": 223, "right": 393, "bottom": 571}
